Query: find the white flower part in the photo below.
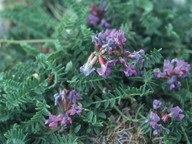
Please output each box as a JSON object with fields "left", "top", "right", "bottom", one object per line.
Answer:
{"left": 80, "top": 62, "right": 95, "bottom": 76}
{"left": 80, "top": 54, "right": 97, "bottom": 76}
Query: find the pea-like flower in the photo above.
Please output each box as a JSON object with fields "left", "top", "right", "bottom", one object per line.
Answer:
{"left": 92, "top": 29, "right": 126, "bottom": 53}
{"left": 87, "top": 3, "right": 110, "bottom": 29}
{"left": 97, "top": 56, "right": 118, "bottom": 78}
{"left": 169, "top": 106, "right": 184, "bottom": 121}
{"left": 153, "top": 99, "right": 162, "bottom": 110}
{"left": 167, "top": 76, "right": 181, "bottom": 90}
{"left": 45, "top": 89, "right": 82, "bottom": 129}
{"left": 145, "top": 100, "right": 184, "bottom": 136}
{"left": 127, "top": 49, "right": 145, "bottom": 64}
{"left": 153, "top": 59, "right": 190, "bottom": 90}
{"left": 119, "top": 57, "right": 137, "bottom": 77}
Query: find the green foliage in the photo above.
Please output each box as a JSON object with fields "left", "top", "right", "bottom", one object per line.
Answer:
{"left": 4, "top": 125, "right": 28, "bottom": 144}
{"left": 0, "top": 0, "right": 192, "bottom": 143}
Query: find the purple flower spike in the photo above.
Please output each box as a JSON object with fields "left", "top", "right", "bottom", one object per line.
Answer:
{"left": 153, "top": 99, "right": 162, "bottom": 110}
{"left": 80, "top": 53, "right": 97, "bottom": 76}
{"left": 170, "top": 106, "right": 184, "bottom": 121}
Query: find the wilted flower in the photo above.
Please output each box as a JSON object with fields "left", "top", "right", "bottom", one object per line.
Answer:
{"left": 169, "top": 106, "right": 184, "bottom": 121}
{"left": 80, "top": 53, "right": 97, "bottom": 76}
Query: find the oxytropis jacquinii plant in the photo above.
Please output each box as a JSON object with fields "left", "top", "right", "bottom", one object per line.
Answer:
{"left": 145, "top": 99, "right": 184, "bottom": 136}
{"left": 45, "top": 89, "right": 82, "bottom": 129}
{"left": 153, "top": 59, "right": 190, "bottom": 90}
{"left": 87, "top": 3, "right": 110, "bottom": 29}
{"left": 80, "top": 29, "right": 145, "bottom": 78}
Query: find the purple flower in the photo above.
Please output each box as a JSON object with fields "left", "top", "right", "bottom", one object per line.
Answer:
{"left": 92, "top": 33, "right": 106, "bottom": 47}
{"left": 153, "top": 68, "right": 164, "bottom": 78}
{"left": 92, "top": 29, "right": 126, "bottom": 53}
{"left": 128, "top": 49, "right": 145, "bottom": 64}
{"left": 145, "top": 112, "right": 170, "bottom": 135}
{"left": 45, "top": 89, "right": 83, "bottom": 130}
{"left": 153, "top": 99, "right": 162, "bottom": 110}
{"left": 99, "top": 18, "right": 110, "bottom": 28}
{"left": 152, "top": 124, "right": 163, "bottom": 135}
{"left": 80, "top": 53, "right": 97, "bottom": 76}
{"left": 145, "top": 112, "right": 160, "bottom": 128}
{"left": 170, "top": 106, "right": 184, "bottom": 121}
{"left": 87, "top": 14, "right": 100, "bottom": 27}
{"left": 154, "top": 59, "right": 190, "bottom": 90}
{"left": 152, "top": 124, "right": 170, "bottom": 135}
{"left": 60, "top": 114, "right": 72, "bottom": 126}
{"left": 120, "top": 57, "right": 137, "bottom": 77}
{"left": 68, "top": 103, "right": 82, "bottom": 115}
{"left": 172, "top": 59, "right": 190, "bottom": 77}
{"left": 68, "top": 90, "right": 82, "bottom": 104}
{"left": 97, "top": 56, "right": 118, "bottom": 78}
{"left": 163, "top": 59, "right": 190, "bottom": 77}
{"left": 163, "top": 60, "right": 173, "bottom": 76}
{"left": 167, "top": 76, "right": 181, "bottom": 90}
{"left": 87, "top": 3, "right": 110, "bottom": 28}
{"left": 150, "top": 112, "right": 160, "bottom": 122}
{"left": 104, "top": 29, "right": 126, "bottom": 50}
{"left": 45, "top": 114, "right": 62, "bottom": 129}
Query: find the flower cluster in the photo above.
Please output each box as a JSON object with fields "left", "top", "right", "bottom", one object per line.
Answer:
{"left": 87, "top": 3, "right": 110, "bottom": 29}
{"left": 145, "top": 99, "right": 184, "bottom": 135}
{"left": 80, "top": 29, "right": 145, "bottom": 78}
{"left": 45, "top": 89, "right": 82, "bottom": 129}
{"left": 154, "top": 59, "right": 190, "bottom": 90}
